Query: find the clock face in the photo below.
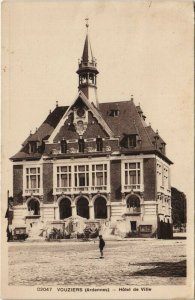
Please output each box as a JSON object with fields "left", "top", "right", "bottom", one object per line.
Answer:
{"left": 77, "top": 107, "right": 85, "bottom": 117}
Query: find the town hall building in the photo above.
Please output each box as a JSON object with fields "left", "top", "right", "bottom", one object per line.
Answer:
{"left": 10, "top": 24, "right": 173, "bottom": 239}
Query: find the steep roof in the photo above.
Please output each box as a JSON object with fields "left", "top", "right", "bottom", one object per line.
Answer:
{"left": 99, "top": 100, "right": 154, "bottom": 150}
{"left": 145, "top": 125, "right": 166, "bottom": 148}
{"left": 11, "top": 106, "right": 68, "bottom": 160}
{"left": 82, "top": 34, "right": 93, "bottom": 63}
{"left": 11, "top": 99, "right": 171, "bottom": 163}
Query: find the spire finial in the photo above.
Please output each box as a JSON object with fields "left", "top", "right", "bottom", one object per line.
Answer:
{"left": 85, "top": 18, "right": 89, "bottom": 32}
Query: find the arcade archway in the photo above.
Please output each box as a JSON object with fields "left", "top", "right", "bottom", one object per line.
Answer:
{"left": 94, "top": 197, "right": 107, "bottom": 219}
{"left": 59, "top": 198, "right": 72, "bottom": 219}
{"left": 76, "top": 197, "right": 89, "bottom": 219}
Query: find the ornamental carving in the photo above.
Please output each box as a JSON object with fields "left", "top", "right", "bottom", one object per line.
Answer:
{"left": 69, "top": 147, "right": 77, "bottom": 153}
{"left": 87, "top": 147, "right": 96, "bottom": 153}
{"left": 105, "top": 145, "right": 111, "bottom": 152}
{"left": 73, "top": 107, "right": 88, "bottom": 136}
{"left": 74, "top": 120, "right": 88, "bottom": 136}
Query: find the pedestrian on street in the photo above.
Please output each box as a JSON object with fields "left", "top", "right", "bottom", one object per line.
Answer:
{"left": 99, "top": 235, "right": 105, "bottom": 258}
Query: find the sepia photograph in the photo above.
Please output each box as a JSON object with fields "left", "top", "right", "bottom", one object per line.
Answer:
{"left": 1, "top": 1, "right": 194, "bottom": 299}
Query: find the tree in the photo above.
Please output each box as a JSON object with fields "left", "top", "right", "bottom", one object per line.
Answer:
{"left": 171, "top": 187, "right": 187, "bottom": 228}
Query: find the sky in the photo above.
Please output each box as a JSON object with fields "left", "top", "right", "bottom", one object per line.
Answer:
{"left": 2, "top": 0, "right": 194, "bottom": 201}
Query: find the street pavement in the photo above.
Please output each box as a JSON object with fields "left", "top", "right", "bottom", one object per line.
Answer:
{"left": 8, "top": 238, "right": 186, "bottom": 286}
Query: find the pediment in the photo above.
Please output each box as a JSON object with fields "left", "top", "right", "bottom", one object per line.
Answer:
{"left": 48, "top": 91, "right": 114, "bottom": 143}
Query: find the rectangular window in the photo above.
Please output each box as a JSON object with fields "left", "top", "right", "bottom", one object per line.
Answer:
{"left": 96, "top": 138, "right": 103, "bottom": 152}
{"left": 164, "top": 167, "right": 168, "bottom": 189}
{"left": 168, "top": 168, "right": 170, "bottom": 189}
{"left": 61, "top": 140, "right": 67, "bottom": 153}
{"left": 26, "top": 167, "right": 40, "bottom": 189}
{"left": 110, "top": 110, "right": 119, "bottom": 117}
{"left": 92, "top": 164, "right": 107, "bottom": 188}
{"left": 156, "top": 162, "right": 163, "bottom": 187}
{"left": 124, "top": 162, "right": 141, "bottom": 189}
{"left": 129, "top": 171, "right": 136, "bottom": 184}
{"left": 74, "top": 165, "right": 89, "bottom": 187}
{"left": 57, "top": 166, "right": 71, "bottom": 187}
{"left": 78, "top": 139, "right": 85, "bottom": 153}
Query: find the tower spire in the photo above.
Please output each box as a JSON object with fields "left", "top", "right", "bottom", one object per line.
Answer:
{"left": 76, "top": 20, "right": 99, "bottom": 107}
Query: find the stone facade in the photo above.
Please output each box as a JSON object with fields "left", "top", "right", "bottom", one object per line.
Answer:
{"left": 11, "top": 154, "right": 172, "bottom": 238}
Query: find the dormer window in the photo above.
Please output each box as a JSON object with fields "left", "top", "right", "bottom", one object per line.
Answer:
{"left": 96, "top": 137, "right": 103, "bottom": 152}
{"left": 127, "top": 135, "right": 137, "bottom": 148}
{"left": 110, "top": 109, "right": 120, "bottom": 117}
{"left": 29, "top": 142, "right": 37, "bottom": 154}
{"left": 161, "top": 142, "right": 166, "bottom": 155}
{"left": 61, "top": 139, "right": 67, "bottom": 154}
{"left": 78, "top": 138, "right": 85, "bottom": 153}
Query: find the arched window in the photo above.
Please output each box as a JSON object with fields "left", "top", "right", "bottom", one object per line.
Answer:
{"left": 77, "top": 197, "right": 89, "bottom": 219}
{"left": 94, "top": 197, "right": 107, "bottom": 219}
{"left": 61, "top": 139, "right": 67, "bottom": 153}
{"left": 126, "top": 195, "right": 140, "bottom": 209}
{"left": 59, "top": 198, "right": 71, "bottom": 219}
{"left": 28, "top": 199, "right": 40, "bottom": 215}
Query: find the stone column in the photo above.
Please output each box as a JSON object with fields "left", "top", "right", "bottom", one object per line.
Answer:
{"left": 71, "top": 205, "right": 77, "bottom": 217}
{"left": 106, "top": 204, "right": 111, "bottom": 220}
{"left": 89, "top": 205, "right": 94, "bottom": 220}
{"left": 54, "top": 206, "right": 59, "bottom": 220}
{"left": 40, "top": 205, "right": 44, "bottom": 221}
{"left": 71, "top": 195, "right": 76, "bottom": 217}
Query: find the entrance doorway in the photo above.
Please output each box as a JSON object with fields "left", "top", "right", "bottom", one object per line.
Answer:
{"left": 77, "top": 197, "right": 89, "bottom": 219}
{"left": 59, "top": 198, "right": 72, "bottom": 219}
{"left": 130, "top": 221, "right": 137, "bottom": 232}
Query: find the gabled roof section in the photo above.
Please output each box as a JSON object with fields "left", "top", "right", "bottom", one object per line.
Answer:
{"left": 11, "top": 106, "right": 68, "bottom": 160}
{"left": 49, "top": 91, "right": 115, "bottom": 143}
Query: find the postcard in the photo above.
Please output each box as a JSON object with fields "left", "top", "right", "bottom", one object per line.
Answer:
{"left": 1, "top": 0, "right": 194, "bottom": 299}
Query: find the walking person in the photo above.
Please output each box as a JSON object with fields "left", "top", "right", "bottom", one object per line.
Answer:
{"left": 99, "top": 235, "right": 105, "bottom": 258}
